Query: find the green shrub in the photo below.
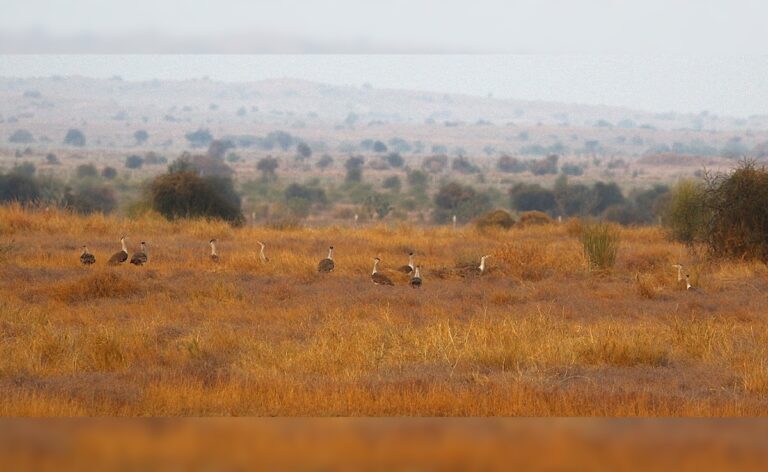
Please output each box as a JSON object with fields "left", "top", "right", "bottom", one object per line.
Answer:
{"left": 580, "top": 221, "right": 620, "bottom": 271}
{"left": 703, "top": 160, "right": 768, "bottom": 261}
{"left": 665, "top": 179, "right": 707, "bottom": 246}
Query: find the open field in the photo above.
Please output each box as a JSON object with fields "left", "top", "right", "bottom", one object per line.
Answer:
{"left": 1, "top": 204, "right": 768, "bottom": 415}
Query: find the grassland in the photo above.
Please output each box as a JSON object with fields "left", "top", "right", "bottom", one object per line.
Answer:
{"left": 1, "top": 204, "right": 767, "bottom": 416}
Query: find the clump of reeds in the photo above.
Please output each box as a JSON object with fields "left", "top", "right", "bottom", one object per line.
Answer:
{"left": 579, "top": 221, "right": 620, "bottom": 271}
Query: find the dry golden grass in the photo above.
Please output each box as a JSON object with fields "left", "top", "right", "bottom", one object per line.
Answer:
{"left": 1, "top": 203, "right": 768, "bottom": 416}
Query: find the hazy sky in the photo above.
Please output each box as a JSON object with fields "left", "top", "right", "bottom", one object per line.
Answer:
{"left": 1, "top": 55, "right": 767, "bottom": 117}
{"left": 1, "top": 0, "right": 767, "bottom": 53}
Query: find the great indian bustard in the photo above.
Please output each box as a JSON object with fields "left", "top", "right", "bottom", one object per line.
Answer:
{"left": 371, "top": 257, "right": 394, "bottom": 286}
{"left": 409, "top": 266, "right": 422, "bottom": 289}
{"left": 397, "top": 252, "right": 415, "bottom": 274}
{"left": 672, "top": 264, "right": 684, "bottom": 282}
{"left": 209, "top": 239, "right": 220, "bottom": 263}
{"left": 318, "top": 246, "right": 335, "bottom": 273}
{"left": 257, "top": 240, "right": 268, "bottom": 263}
{"left": 459, "top": 255, "right": 490, "bottom": 277}
{"left": 685, "top": 273, "right": 699, "bottom": 291}
{"left": 79, "top": 245, "right": 96, "bottom": 265}
{"left": 107, "top": 236, "right": 128, "bottom": 265}
{"left": 130, "top": 241, "right": 148, "bottom": 266}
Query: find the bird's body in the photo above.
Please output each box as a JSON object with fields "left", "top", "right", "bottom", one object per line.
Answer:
{"left": 685, "top": 274, "right": 698, "bottom": 292}
{"left": 409, "top": 266, "right": 422, "bottom": 289}
{"left": 79, "top": 245, "right": 95, "bottom": 265}
{"left": 318, "top": 246, "right": 335, "bottom": 273}
{"left": 209, "top": 239, "right": 220, "bottom": 263}
{"left": 371, "top": 258, "right": 394, "bottom": 286}
{"left": 107, "top": 237, "right": 128, "bottom": 265}
{"left": 257, "top": 240, "right": 268, "bottom": 263}
{"left": 459, "top": 255, "right": 490, "bottom": 277}
{"left": 397, "top": 252, "right": 415, "bottom": 274}
{"left": 130, "top": 241, "right": 148, "bottom": 266}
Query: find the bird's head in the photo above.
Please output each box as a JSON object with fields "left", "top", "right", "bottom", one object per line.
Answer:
{"left": 210, "top": 239, "right": 217, "bottom": 244}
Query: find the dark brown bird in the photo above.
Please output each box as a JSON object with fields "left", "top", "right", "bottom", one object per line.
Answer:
{"left": 209, "top": 239, "right": 220, "bottom": 263}
{"left": 80, "top": 245, "right": 95, "bottom": 265}
{"left": 371, "top": 257, "right": 394, "bottom": 286}
{"left": 130, "top": 241, "right": 148, "bottom": 266}
{"left": 409, "top": 266, "right": 422, "bottom": 289}
{"left": 318, "top": 246, "right": 335, "bottom": 273}
{"left": 107, "top": 236, "right": 128, "bottom": 265}
{"left": 397, "top": 252, "right": 415, "bottom": 274}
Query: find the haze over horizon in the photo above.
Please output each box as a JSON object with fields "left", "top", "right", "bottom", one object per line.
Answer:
{"left": 2, "top": 55, "right": 767, "bottom": 118}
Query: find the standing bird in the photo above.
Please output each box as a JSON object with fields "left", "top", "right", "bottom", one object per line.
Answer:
{"left": 460, "top": 255, "right": 491, "bottom": 277}
{"left": 209, "top": 239, "right": 220, "bottom": 263}
{"left": 318, "top": 246, "right": 335, "bottom": 273}
{"left": 257, "top": 240, "right": 268, "bottom": 263}
{"left": 130, "top": 241, "right": 148, "bottom": 266}
{"left": 409, "top": 266, "right": 422, "bottom": 289}
{"left": 80, "top": 245, "right": 96, "bottom": 266}
{"left": 672, "top": 264, "right": 684, "bottom": 283}
{"left": 107, "top": 236, "right": 129, "bottom": 265}
{"left": 397, "top": 252, "right": 415, "bottom": 274}
{"left": 371, "top": 257, "right": 394, "bottom": 286}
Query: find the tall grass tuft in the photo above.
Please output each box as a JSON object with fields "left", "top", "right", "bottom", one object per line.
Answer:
{"left": 580, "top": 221, "right": 620, "bottom": 271}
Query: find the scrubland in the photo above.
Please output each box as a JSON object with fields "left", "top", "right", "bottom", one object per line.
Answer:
{"left": 1, "top": 204, "right": 767, "bottom": 416}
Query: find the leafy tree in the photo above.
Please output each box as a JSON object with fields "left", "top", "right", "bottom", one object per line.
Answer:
{"left": 45, "top": 153, "right": 60, "bottom": 165}
{"left": 382, "top": 175, "right": 402, "bottom": 193}
{"left": 264, "top": 130, "right": 295, "bottom": 151}
{"left": 385, "top": 152, "right": 404, "bottom": 168}
{"left": 144, "top": 152, "right": 167, "bottom": 165}
{"left": 316, "top": 154, "right": 334, "bottom": 169}
{"left": 64, "top": 129, "right": 86, "bottom": 147}
{"left": 592, "top": 182, "right": 625, "bottom": 214}
{"left": 345, "top": 156, "right": 365, "bottom": 183}
{"left": 64, "top": 185, "right": 117, "bottom": 214}
{"left": 452, "top": 157, "right": 480, "bottom": 174}
{"left": 149, "top": 171, "right": 243, "bottom": 225}
{"left": 185, "top": 128, "right": 213, "bottom": 148}
{"left": 561, "top": 164, "right": 584, "bottom": 176}
{"left": 76, "top": 163, "right": 98, "bottom": 179}
{"left": 257, "top": 156, "right": 279, "bottom": 181}
{"left": 12, "top": 162, "right": 36, "bottom": 177}
{"left": 296, "top": 142, "right": 312, "bottom": 160}
{"left": 665, "top": 180, "right": 708, "bottom": 246}
{"left": 497, "top": 156, "right": 527, "bottom": 173}
{"left": 207, "top": 139, "right": 235, "bottom": 159}
{"left": 434, "top": 182, "right": 492, "bottom": 223}
{"left": 364, "top": 192, "right": 393, "bottom": 219}
{"left": 284, "top": 183, "right": 327, "bottom": 217}
{"left": 0, "top": 173, "right": 40, "bottom": 203}
{"left": 9, "top": 129, "right": 34, "bottom": 144}
{"left": 529, "top": 154, "right": 559, "bottom": 175}
{"left": 373, "top": 141, "right": 388, "bottom": 153}
{"left": 134, "top": 129, "right": 149, "bottom": 144}
{"left": 510, "top": 183, "right": 557, "bottom": 213}
{"left": 125, "top": 155, "right": 144, "bottom": 169}
{"left": 703, "top": 160, "right": 768, "bottom": 260}
{"left": 101, "top": 166, "right": 118, "bottom": 180}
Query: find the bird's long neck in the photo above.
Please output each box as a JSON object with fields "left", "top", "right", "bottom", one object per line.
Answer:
{"left": 372, "top": 260, "right": 379, "bottom": 275}
{"left": 259, "top": 244, "right": 265, "bottom": 258}
{"left": 408, "top": 254, "right": 414, "bottom": 269}
{"left": 141, "top": 243, "right": 147, "bottom": 253}
{"left": 210, "top": 242, "right": 217, "bottom": 256}
{"left": 677, "top": 266, "right": 683, "bottom": 282}
{"left": 686, "top": 276, "right": 692, "bottom": 290}
{"left": 327, "top": 248, "right": 333, "bottom": 260}
{"left": 82, "top": 246, "right": 88, "bottom": 255}
{"left": 414, "top": 267, "right": 420, "bottom": 278}
{"left": 120, "top": 239, "right": 127, "bottom": 252}
{"left": 479, "top": 257, "right": 486, "bottom": 272}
